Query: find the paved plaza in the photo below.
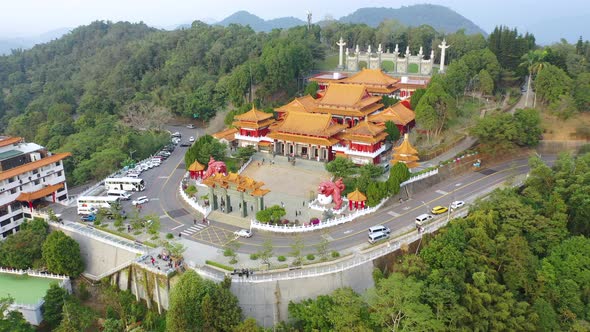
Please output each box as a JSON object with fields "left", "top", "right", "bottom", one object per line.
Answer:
{"left": 191, "top": 153, "right": 339, "bottom": 226}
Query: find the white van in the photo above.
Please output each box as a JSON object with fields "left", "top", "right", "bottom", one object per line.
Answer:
{"left": 368, "top": 231, "right": 390, "bottom": 244}
{"left": 107, "top": 189, "right": 131, "bottom": 200}
{"left": 368, "top": 225, "right": 390, "bottom": 235}
{"left": 415, "top": 214, "right": 434, "bottom": 227}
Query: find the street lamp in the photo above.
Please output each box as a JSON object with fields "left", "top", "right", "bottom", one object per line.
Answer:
{"left": 129, "top": 150, "right": 136, "bottom": 161}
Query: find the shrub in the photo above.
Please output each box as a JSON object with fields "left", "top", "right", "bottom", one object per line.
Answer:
{"left": 277, "top": 255, "right": 286, "bottom": 262}
{"left": 78, "top": 282, "right": 90, "bottom": 301}
{"left": 250, "top": 253, "right": 259, "bottom": 260}
{"left": 331, "top": 251, "right": 340, "bottom": 258}
{"left": 306, "top": 254, "right": 315, "bottom": 261}
{"left": 166, "top": 233, "right": 174, "bottom": 239}
{"left": 223, "top": 248, "right": 234, "bottom": 257}
{"left": 205, "top": 260, "right": 233, "bottom": 271}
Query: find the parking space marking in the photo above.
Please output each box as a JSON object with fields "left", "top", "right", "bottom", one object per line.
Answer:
{"left": 191, "top": 226, "right": 234, "bottom": 246}
{"left": 402, "top": 207, "right": 410, "bottom": 210}
{"left": 158, "top": 176, "right": 168, "bottom": 179}
{"left": 435, "top": 190, "right": 448, "bottom": 195}
{"left": 455, "top": 183, "right": 462, "bottom": 187}
{"left": 387, "top": 211, "right": 401, "bottom": 217}
{"left": 159, "top": 214, "right": 169, "bottom": 219}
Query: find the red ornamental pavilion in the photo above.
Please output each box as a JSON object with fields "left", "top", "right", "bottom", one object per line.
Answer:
{"left": 188, "top": 160, "right": 205, "bottom": 179}
{"left": 347, "top": 188, "right": 367, "bottom": 210}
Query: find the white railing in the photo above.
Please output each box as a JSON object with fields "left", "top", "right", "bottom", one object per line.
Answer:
{"left": 330, "top": 144, "right": 386, "bottom": 158}
{"left": 237, "top": 157, "right": 253, "bottom": 175}
{"left": 179, "top": 178, "right": 212, "bottom": 217}
{"left": 234, "top": 134, "right": 273, "bottom": 143}
{"left": 0, "top": 267, "right": 26, "bottom": 275}
{"left": 400, "top": 168, "right": 439, "bottom": 187}
{"left": 230, "top": 210, "right": 467, "bottom": 283}
{"left": 251, "top": 197, "right": 389, "bottom": 233}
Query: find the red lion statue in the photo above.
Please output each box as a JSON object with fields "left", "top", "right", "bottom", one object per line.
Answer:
{"left": 318, "top": 178, "right": 346, "bottom": 210}
{"left": 202, "top": 156, "right": 227, "bottom": 179}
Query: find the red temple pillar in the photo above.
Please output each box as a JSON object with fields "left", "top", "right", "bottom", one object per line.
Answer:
{"left": 361, "top": 201, "right": 365, "bottom": 209}
{"left": 28, "top": 201, "right": 33, "bottom": 212}
{"left": 349, "top": 200, "right": 352, "bottom": 210}
{"left": 52, "top": 192, "right": 56, "bottom": 203}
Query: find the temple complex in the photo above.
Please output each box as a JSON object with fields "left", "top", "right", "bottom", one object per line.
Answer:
{"left": 267, "top": 111, "right": 347, "bottom": 161}
{"left": 390, "top": 133, "right": 420, "bottom": 169}
{"left": 335, "top": 118, "right": 388, "bottom": 164}
{"left": 368, "top": 102, "right": 416, "bottom": 134}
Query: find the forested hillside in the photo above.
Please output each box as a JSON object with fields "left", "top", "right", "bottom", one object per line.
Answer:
{"left": 0, "top": 19, "right": 488, "bottom": 186}
{"left": 288, "top": 153, "right": 590, "bottom": 331}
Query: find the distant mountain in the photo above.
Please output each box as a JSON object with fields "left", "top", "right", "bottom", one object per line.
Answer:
{"left": 0, "top": 27, "right": 71, "bottom": 55}
{"left": 216, "top": 10, "right": 306, "bottom": 32}
{"left": 339, "top": 5, "right": 486, "bottom": 35}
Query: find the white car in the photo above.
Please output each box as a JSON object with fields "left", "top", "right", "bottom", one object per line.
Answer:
{"left": 189, "top": 136, "right": 195, "bottom": 142}
{"left": 451, "top": 200, "right": 465, "bottom": 210}
{"left": 132, "top": 196, "right": 149, "bottom": 206}
{"left": 234, "top": 229, "right": 253, "bottom": 238}
{"left": 187, "top": 124, "right": 195, "bottom": 129}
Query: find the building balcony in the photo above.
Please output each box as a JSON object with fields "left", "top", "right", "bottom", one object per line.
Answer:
{"left": 332, "top": 144, "right": 387, "bottom": 159}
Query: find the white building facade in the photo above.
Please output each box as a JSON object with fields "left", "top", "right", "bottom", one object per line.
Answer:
{"left": 0, "top": 137, "right": 70, "bottom": 239}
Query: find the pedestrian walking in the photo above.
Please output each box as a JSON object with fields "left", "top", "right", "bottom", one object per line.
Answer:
{"left": 193, "top": 218, "right": 197, "bottom": 225}
{"left": 178, "top": 233, "right": 182, "bottom": 238}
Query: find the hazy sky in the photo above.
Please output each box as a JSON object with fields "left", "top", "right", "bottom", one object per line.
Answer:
{"left": 2, "top": 0, "right": 589, "bottom": 41}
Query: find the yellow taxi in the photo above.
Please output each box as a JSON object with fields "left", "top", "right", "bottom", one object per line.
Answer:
{"left": 431, "top": 206, "right": 449, "bottom": 215}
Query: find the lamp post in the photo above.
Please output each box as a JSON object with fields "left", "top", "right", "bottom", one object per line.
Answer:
{"left": 129, "top": 150, "right": 136, "bottom": 161}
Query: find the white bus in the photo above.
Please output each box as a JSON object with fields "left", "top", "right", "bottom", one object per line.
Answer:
{"left": 104, "top": 177, "right": 145, "bottom": 192}
{"left": 77, "top": 196, "right": 120, "bottom": 215}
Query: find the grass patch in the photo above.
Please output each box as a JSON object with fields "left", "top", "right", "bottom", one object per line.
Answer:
{"left": 205, "top": 260, "right": 234, "bottom": 271}
{"left": 408, "top": 63, "right": 419, "bottom": 73}
{"left": 96, "top": 226, "right": 136, "bottom": 241}
{"left": 314, "top": 53, "right": 338, "bottom": 71}
{"left": 381, "top": 60, "right": 394, "bottom": 72}
{"left": 250, "top": 253, "right": 259, "bottom": 260}
{"left": 142, "top": 241, "right": 157, "bottom": 248}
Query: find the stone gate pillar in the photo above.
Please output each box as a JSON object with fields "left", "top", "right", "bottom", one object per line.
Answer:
{"left": 209, "top": 187, "right": 218, "bottom": 210}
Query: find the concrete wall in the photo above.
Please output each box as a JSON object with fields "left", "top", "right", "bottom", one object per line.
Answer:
{"left": 230, "top": 261, "right": 375, "bottom": 327}
{"left": 51, "top": 226, "right": 139, "bottom": 280}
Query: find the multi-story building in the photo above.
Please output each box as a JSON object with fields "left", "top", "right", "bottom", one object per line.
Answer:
{"left": 0, "top": 136, "right": 71, "bottom": 239}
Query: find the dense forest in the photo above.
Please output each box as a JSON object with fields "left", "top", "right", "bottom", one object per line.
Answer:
{"left": 286, "top": 152, "right": 590, "bottom": 331}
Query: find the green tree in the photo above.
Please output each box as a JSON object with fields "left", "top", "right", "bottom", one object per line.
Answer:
{"left": 410, "top": 88, "right": 426, "bottom": 110}
{"left": 367, "top": 273, "right": 442, "bottom": 331}
{"left": 535, "top": 63, "right": 573, "bottom": 105}
{"left": 303, "top": 81, "right": 319, "bottom": 98}
{"left": 233, "top": 317, "right": 262, "bottom": 332}
{"left": 42, "top": 231, "right": 85, "bottom": 276}
{"left": 0, "top": 219, "right": 48, "bottom": 269}
{"left": 0, "top": 296, "right": 35, "bottom": 332}
{"left": 389, "top": 161, "right": 411, "bottom": 184}
{"left": 415, "top": 81, "right": 452, "bottom": 139}
{"left": 43, "top": 282, "right": 68, "bottom": 328}
{"left": 289, "top": 235, "right": 304, "bottom": 266}
{"left": 384, "top": 120, "right": 400, "bottom": 142}
{"left": 325, "top": 157, "right": 357, "bottom": 178}
{"left": 167, "top": 270, "right": 215, "bottom": 331}
{"left": 185, "top": 135, "right": 227, "bottom": 167}
{"left": 477, "top": 69, "right": 494, "bottom": 95}
{"left": 573, "top": 72, "right": 590, "bottom": 111}
{"left": 55, "top": 298, "right": 95, "bottom": 332}
{"left": 513, "top": 108, "right": 542, "bottom": 147}
{"left": 257, "top": 238, "right": 274, "bottom": 266}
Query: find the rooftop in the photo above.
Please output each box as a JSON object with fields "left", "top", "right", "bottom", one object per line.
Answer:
{"left": 343, "top": 69, "right": 398, "bottom": 87}
{"left": 268, "top": 111, "right": 346, "bottom": 137}
{"left": 368, "top": 102, "right": 416, "bottom": 126}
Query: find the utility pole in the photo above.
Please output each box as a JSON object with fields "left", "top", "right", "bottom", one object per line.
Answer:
{"left": 306, "top": 11, "right": 312, "bottom": 31}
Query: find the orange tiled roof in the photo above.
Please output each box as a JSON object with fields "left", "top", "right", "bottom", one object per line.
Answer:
{"left": 269, "top": 111, "right": 346, "bottom": 137}
{"left": 390, "top": 159, "right": 420, "bottom": 168}
{"left": 0, "top": 137, "right": 24, "bottom": 148}
{"left": 393, "top": 134, "right": 418, "bottom": 155}
{"left": 275, "top": 95, "right": 317, "bottom": 115}
{"left": 16, "top": 183, "right": 64, "bottom": 202}
{"left": 0, "top": 153, "right": 71, "bottom": 182}
{"left": 232, "top": 118, "right": 275, "bottom": 129}
{"left": 343, "top": 69, "right": 399, "bottom": 87}
{"left": 318, "top": 84, "right": 375, "bottom": 107}
{"left": 347, "top": 188, "right": 367, "bottom": 201}
{"left": 338, "top": 119, "right": 388, "bottom": 144}
{"left": 339, "top": 132, "right": 388, "bottom": 144}
{"left": 234, "top": 106, "right": 274, "bottom": 122}
{"left": 212, "top": 128, "right": 238, "bottom": 141}
{"left": 368, "top": 102, "right": 415, "bottom": 126}
{"left": 188, "top": 160, "right": 205, "bottom": 172}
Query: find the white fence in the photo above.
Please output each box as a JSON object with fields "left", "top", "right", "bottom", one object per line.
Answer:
{"left": 400, "top": 168, "right": 439, "bottom": 187}
{"left": 179, "top": 178, "right": 212, "bottom": 217}
{"left": 251, "top": 197, "right": 389, "bottom": 233}
{"left": 237, "top": 157, "right": 253, "bottom": 174}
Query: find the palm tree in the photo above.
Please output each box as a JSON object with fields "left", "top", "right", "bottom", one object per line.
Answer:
{"left": 519, "top": 50, "right": 547, "bottom": 108}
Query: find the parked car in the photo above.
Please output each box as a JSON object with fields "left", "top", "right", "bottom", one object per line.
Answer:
{"left": 172, "top": 132, "right": 181, "bottom": 138}
{"left": 81, "top": 214, "right": 96, "bottom": 222}
{"left": 415, "top": 214, "right": 434, "bottom": 227}
{"left": 159, "top": 150, "right": 171, "bottom": 156}
{"left": 180, "top": 142, "right": 191, "bottom": 147}
{"left": 187, "top": 124, "right": 195, "bottom": 129}
{"left": 132, "top": 196, "right": 149, "bottom": 206}
{"left": 451, "top": 200, "right": 465, "bottom": 210}
{"left": 431, "top": 206, "right": 449, "bottom": 215}
{"left": 189, "top": 136, "right": 195, "bottom": 142}
{"left": 234, "top": 229, "right": 253, "bottom": 238}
